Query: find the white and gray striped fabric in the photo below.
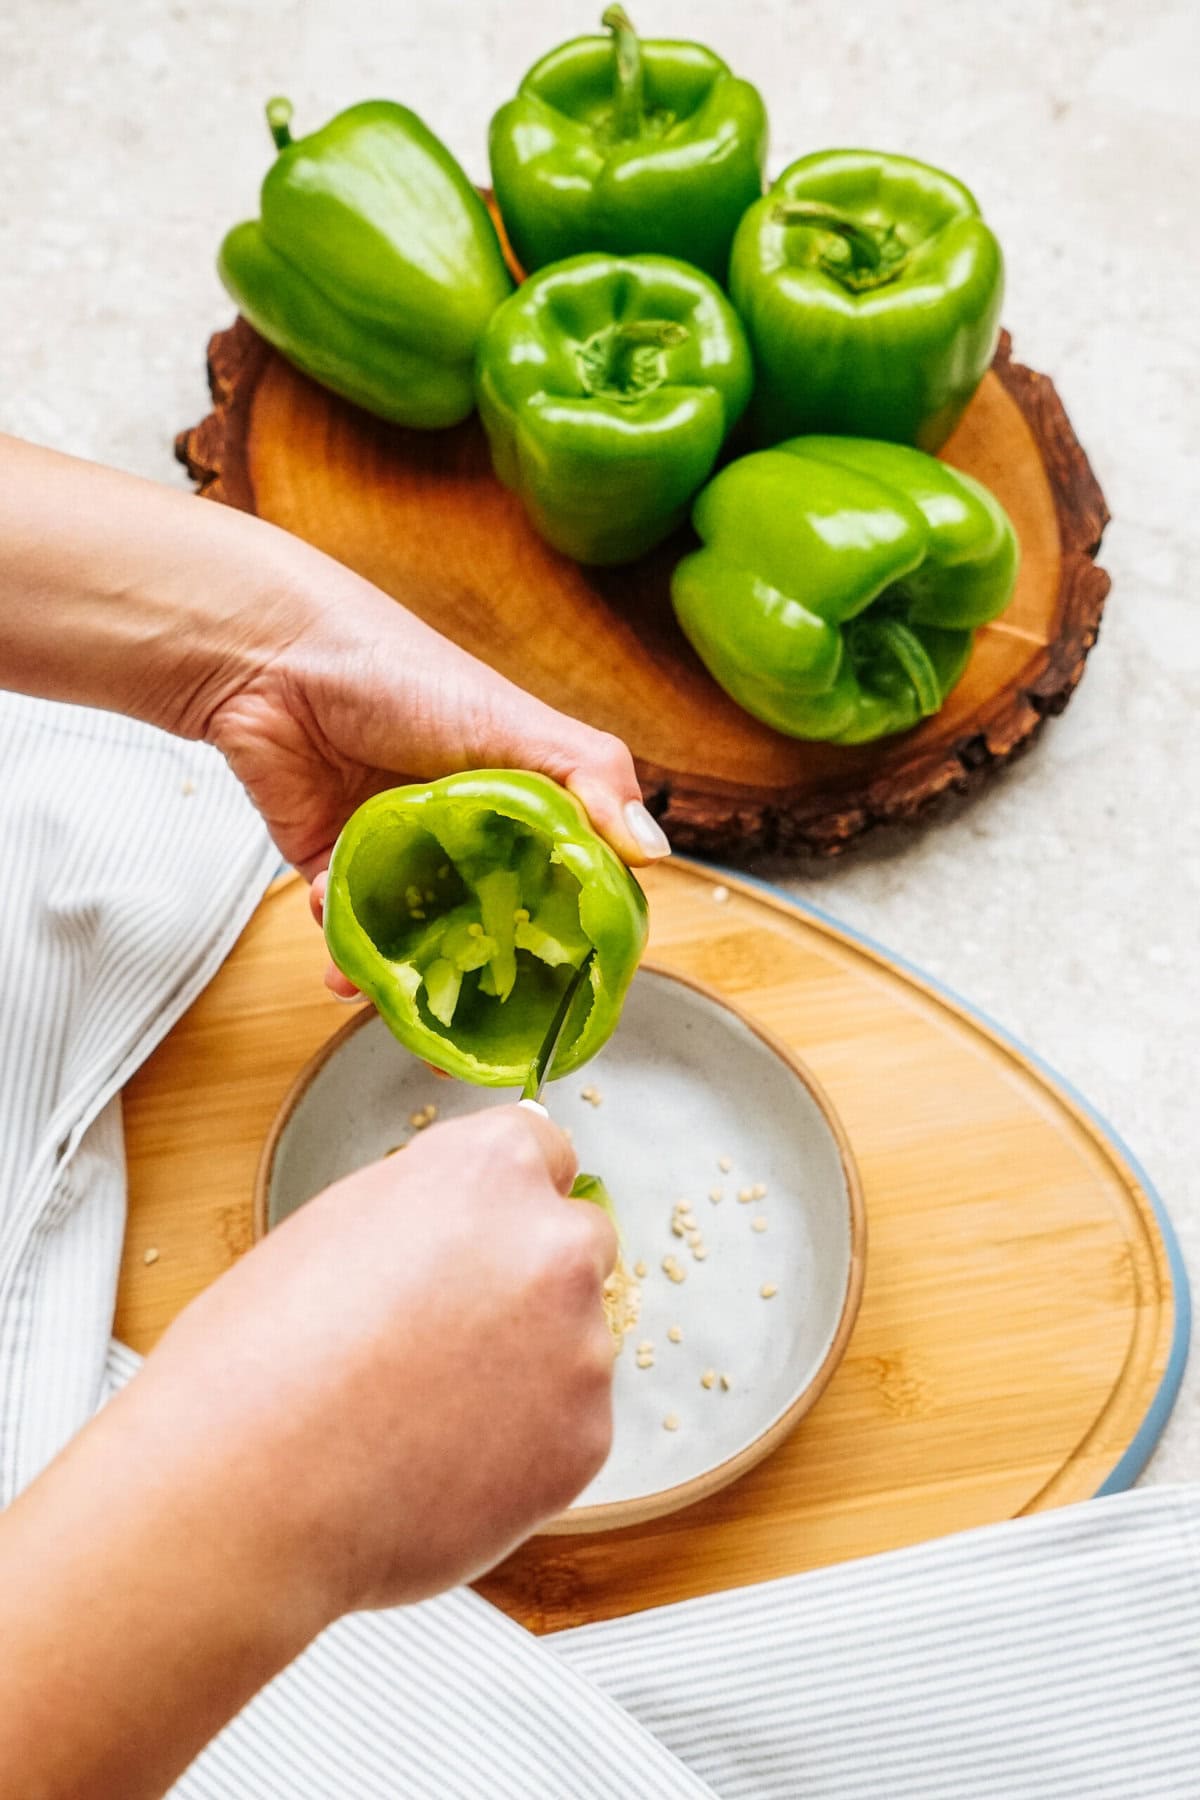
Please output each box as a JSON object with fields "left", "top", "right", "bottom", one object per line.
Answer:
{"left": 5, "top": 691, "right": 1199, "bottom": 1798}
{"left": 554, "top": 1484, "right": 1200, "bottom": 1798}
{"left": 0, "top": 693, "right": 279, "bottom": 1500}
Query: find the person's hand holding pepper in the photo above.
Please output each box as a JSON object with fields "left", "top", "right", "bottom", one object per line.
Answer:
{"left": 0, "top": 434, "right": 671, "bottom": 904}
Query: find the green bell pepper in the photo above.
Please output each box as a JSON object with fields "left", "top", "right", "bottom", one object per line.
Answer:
{"left": 671, "top": 437, "right": 1019, "bottom": 744}
{"left": 730, "top": 150, "right": 1004, "bottom": 451}
{"left": 476, "top": 253, "right": 752, "bottom": 565}
{"left": 324, "top": 771, "right": 648, "bottom": 1086}
{"left": 218, "top": 97, "right": 513, "bottom": 428}
{"left": 489, "top": 6, "right": 767, "bottom": 282}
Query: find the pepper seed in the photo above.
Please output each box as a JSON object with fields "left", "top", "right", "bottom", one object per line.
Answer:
{"left": 752, "top": 1216, "right": 768, "bottom": 1233}
{"left": 663, "top": 1413, "right": 681, "bottom": 1432}
{"left": 667, "top": 1325, "right": 683, "bottom": 1343}
{"left": 760, "top": 1283, "right": 778, "bottom": 1300}
{"left": 701, "top": 1369, "right": 716, "bottom": 1390}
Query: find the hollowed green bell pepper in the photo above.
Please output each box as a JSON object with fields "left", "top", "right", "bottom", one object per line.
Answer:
{"left": 218, "top": 97, "right": 513, "bottom": 428}
{"left": 489, "top": 6, "right": 767, "bottom": 282}
{"left": 730, "top": 150, "right": 1004, "bottom": 451}
{"left": 324, "top": 772, "right": 648, "bottom": 1086}
{"left": 671, "top": 437, "right": 1019, "bottom": 744}
{"left": 476, "top": 252, "right": 752, "bottom": 565}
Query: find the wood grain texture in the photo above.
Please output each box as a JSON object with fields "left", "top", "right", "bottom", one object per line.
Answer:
{"left": 176, "top": 323, "right": 1109, "bottom": 860}
{"left": 117, "top": 861, "right": 1173, "bottom": 1632}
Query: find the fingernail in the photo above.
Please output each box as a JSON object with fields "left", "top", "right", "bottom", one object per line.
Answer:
{"left": 624, "top": 801, "right": 671, "bottom": 859}
{"left": 325, "top": 973, "right": 365, "bottom": 1002}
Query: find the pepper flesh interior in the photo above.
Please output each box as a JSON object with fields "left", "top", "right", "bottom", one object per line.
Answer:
{"left": 343, "top": 812, "right": 595, "bottom": 1064}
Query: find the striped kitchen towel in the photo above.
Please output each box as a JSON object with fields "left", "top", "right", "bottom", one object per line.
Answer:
{"left": 4, "top": 690, "right": 1198, "bottom": 1798}
{"left": 554, "top": 1482, "right": 1200, "bottom": 1798}
{"left": 0, "top": 693, "right": 279, "bottom": 1500}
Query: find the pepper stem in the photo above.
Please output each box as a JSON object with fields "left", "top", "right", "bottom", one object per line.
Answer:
{"left": 577, "top": 319, "right": 689, "bottom": 400}
{"left": 265, "top": 95, "right": 294, "bottom": 151}
{"left": 871, "top": 619, "right": 943, "bottom": 717}
{"left": 772, "top": 201, "right": 886, "bottom": 272}
{"left": 606, "top": 320, "right": 688, "bottom": 390}
{"left": 602, "top": 5, "right": 644, "bottom": 140}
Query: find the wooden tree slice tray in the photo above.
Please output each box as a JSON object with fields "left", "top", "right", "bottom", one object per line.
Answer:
{"left": 177, "top": 322, "right": 1109, "bottom": 858}
{"left": 116, "top": 860, "right": 1184, "bottom": 1633}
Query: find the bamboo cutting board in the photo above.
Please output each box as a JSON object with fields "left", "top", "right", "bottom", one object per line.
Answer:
{"left": 116, "top": 862, "right": 1181, "bottom": 1632}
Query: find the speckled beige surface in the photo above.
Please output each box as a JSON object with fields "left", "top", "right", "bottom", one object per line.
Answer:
{"left": 1, "top": 0, "right": 1196, "bottom": 1482}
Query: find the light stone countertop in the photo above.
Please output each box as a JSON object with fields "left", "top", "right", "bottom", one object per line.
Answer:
{"left": 1, "top": 0, "right": 1196, "bottom": 1481}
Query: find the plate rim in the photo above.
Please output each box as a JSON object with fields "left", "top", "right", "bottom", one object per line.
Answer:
{"left": 252, "top": 959, "right": 867, "bottom": 1534}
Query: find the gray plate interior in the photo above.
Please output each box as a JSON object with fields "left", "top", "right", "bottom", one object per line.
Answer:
{"left": 267, "top": 967, "right": 855, "bottom": 1512}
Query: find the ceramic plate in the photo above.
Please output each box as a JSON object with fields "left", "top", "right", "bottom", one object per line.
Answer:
{"left": 257, "top": 963, "right": 864, "bottom": 1531}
